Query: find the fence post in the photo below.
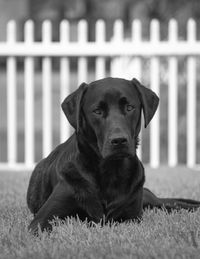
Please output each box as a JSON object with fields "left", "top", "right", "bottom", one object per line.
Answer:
{"left": 60, "top": 20, "right": 71, "bottom": 143}
{"left": 168, "top": 19, "right": 178, "bottom": 167}
{"left": 110, "top": 20, "right": 124, "bottom": 77}
{"left": 24, "top": 20, "right": 35, "bottom": 166}
{"left": 150, "top": 20, "right": 160, "bottom": 168}
{"left": 7, "top": 20, "right": 17, "bottom": 166}
{"left": 187, "top": 19, "right": 196, "bottom": 167}
{"left": 77, "top": 20, "right": 88, "bottom": 85}
{"left": 131, "top": 20, "right": 142, "bottom": 80}
{"left": 95, "top": 20, "right": 106, "bottom": 80}
{"left": 42, "top": 20, "right": 52, "bottom": 157}
{"left": 131, "top": 19, "right": 142, "bottom": 160}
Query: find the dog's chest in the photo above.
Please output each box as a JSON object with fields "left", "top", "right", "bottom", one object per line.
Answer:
{"left": 98, "top": 160, "right": 131, "bottom": 204}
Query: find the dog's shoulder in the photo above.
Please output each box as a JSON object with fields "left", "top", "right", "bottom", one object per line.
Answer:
{"left": 33, "top": 134, "right": 79, "bottom": 178}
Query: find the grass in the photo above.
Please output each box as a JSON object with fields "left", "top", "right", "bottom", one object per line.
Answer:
{"left": 1, "top": 167, "right": 200, "bottom": 258}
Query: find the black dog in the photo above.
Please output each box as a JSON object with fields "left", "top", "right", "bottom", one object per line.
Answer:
{"left": 27, "top": 77, "right": 200, "bottom": 233}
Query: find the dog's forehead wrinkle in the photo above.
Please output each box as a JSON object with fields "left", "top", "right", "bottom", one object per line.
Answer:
{"left": 85, "top": 83, "right": 137, "bottom": 107}
{"left": 88, "top": 78, "right": 131, "bottom": 94}
{"left": 103, "top": 89, "right": 122, "bottom": 103}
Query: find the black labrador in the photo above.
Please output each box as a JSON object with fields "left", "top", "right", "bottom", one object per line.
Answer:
{"left": 27, "top": 77, "right": 200, "bottom": 233}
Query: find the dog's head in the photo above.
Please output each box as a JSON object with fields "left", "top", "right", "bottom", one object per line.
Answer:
{"left": 62, "top": 77, "right": 159, "bottom": 159}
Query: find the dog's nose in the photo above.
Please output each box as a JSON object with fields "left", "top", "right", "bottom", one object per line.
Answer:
{"left": 111, "top": 137, "right": 128, "bottom": 146}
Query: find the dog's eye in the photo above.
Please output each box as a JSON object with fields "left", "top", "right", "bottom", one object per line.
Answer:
{"left": 93, "top": 108, "right": 102, "bottom": 115}
{"left": 126, "top": 104, "right": 135, "bottom": 112}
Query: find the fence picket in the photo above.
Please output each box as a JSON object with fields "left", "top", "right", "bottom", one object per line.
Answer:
{"left": 60, "top": 20, "right": 71, "bottom": 142}
{"left": 42, "top": 20, "right": 52, "bottom": 157}
{"left": 111, "top": 20, "right": 124, "bottom": 77}
{"left": 168, "top": 19, "right": 178, "bottom": 167}
{"left": 131, "top": 20, "right": 142, "bottom": 80}
{"left": 78, "top": 20, "right": 88, "bottom": 84}
{"left": 131, "top": 20, "right": 142, "bottom": 159}
{"left": 24, "top": 20, "right": 34, "bottom": 166}
{"left": 7, "top": 20, "right": 17, "bottom": 166}
{"left": 95, "top": 20, "right": 106, "bottom": 80}
{"left": 187, "top": 19, "right": 196, "bottom": 167}
{"left": 150, "top": 20, "right": 160, "bottom": 168}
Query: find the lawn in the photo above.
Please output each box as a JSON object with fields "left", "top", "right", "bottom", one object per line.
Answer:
{"left": 1, "top": 167, "right": 200, "bottom": 259}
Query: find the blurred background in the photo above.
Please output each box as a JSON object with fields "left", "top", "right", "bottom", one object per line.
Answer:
{"left": 0, "top": 0, "right": 200, "bottom": 170}
{"left": 1, "top": 0, "right": 200, "bottom": 40}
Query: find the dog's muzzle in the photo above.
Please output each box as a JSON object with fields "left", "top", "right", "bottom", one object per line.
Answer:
{"left": 101, "top": 133, "right": 133, "bottom": 159}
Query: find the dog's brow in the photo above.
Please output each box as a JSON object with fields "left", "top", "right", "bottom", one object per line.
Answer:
{"left": 91, "top": 100, "right": 107, "bottom": 110}
{"left": 99, "top": 100, "right": 107, "bottom": 109}
{"left": 119, "top": 97, "right": 128, "bottom": 104}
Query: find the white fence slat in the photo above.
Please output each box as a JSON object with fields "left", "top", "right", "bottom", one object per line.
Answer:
{"left": 168, "top": 58, "right": 178, "bottom": 166}
{"left": 95, "top": 20, "right": 106, "bottom": 80}
{"left": 2, "top": 41, "right": 200, "bottom": 57}
{"left": 187, "top": 19, "right": 197, "bottom": 167}
{"left": 42, "top": 20, "right": 52, "bottom": 157}
{"left": 150, "top": 20, "right": 160, "bottom": 168}
{"left": 168, "top": 19, "right": 178, "bottom": 167}
{"left": 7, "top": 20, "right": 17, "bottom": 165}
{"left": 131, "top": 20, "right": 143, "bottom": 159}
{"left": 131, "top": 20, "right": 142, "bottom": 80}
{"left": 78, "top": 20, "right": 88, "bottom": 84}
{"left": 24, "top": 20, "right": 34, "bottom": 166}
{"left": 60, "top": 20, "right": 71, "bottom": 142}
{"left": 110, "top": 20, "right": 124, "bottom": 77}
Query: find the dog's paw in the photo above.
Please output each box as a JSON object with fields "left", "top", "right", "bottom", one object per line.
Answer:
{"left": 28, "top": 219, "right": 52, "bottom": 235}
{"left": 28, "top": 220, "right": 41, "bottom": 236}
{"left": 83, "top": 197, "right": 104, "bottom": 222}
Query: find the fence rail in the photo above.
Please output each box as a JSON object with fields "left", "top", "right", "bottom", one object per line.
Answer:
{"left": 0, "top": 19, "right": 199, "bottom": 171}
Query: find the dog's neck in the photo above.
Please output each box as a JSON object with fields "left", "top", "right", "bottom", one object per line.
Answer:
{"left": 76, "top": 131, "right": 101, "bottom": 169}
{"left": 98, "top": 155, "right": 145, "bottom": 204}
{"left": 77, "top": 131, "right": 143, "bottom": 182}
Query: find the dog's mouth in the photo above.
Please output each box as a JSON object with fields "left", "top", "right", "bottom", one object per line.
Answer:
{"left": 103, "top": 150, "right": 134, "bottom": 161}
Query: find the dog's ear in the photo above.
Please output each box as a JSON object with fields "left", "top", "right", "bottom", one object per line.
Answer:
{"left": 132, "top": 78, "right": 159, "bottom": 128}
{"left": 61, "top": 82, "right": 88, "bottom": 131}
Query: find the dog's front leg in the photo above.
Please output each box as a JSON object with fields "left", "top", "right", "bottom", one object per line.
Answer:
{"left": 28, "top": 180, "right": 78, "bottom": 234}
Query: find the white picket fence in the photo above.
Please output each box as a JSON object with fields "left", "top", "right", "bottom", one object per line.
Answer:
{"left": 0, "top": 19, "right": 199, "bottom": 171}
